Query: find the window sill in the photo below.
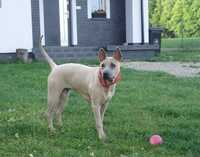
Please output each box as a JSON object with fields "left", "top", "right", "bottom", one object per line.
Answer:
{"left": 88, "top": 18, "right": 110, "bottom": 21}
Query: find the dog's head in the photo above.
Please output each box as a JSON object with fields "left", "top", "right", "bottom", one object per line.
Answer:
{"left": 98, "top": 48, "right": 122, "bottom": 84}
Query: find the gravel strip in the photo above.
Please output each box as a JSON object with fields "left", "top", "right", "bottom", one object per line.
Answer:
{"left": 122, "top": 62, "right": 200, "bottom": 77}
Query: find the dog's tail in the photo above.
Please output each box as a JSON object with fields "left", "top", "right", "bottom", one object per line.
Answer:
{"left": 39, "top": 36, "right": 57, "bottom": 69}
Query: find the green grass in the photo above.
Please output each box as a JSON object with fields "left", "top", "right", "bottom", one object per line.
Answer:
{"left": 1, "top": 62, "right": 200, "bottom": 157}
{"left": 162, "top": 37, "right": 200, "bottom": 49}
{"left": 153, "top": 51, "right": 200, "bottom": 62}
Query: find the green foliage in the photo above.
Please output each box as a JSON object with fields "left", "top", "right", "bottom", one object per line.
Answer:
{"left": 160, "top": 0, "right": 176, "bottom": 37}
{"left": 185, "top": 0, "right": 200, "bottom": 37}
{"left": 169, "top": 0, "right": 186, "bottom": 37}
{"left": 150, "top": 0, "right": 200, "bottom": 37}
{"left": 151, "top": 0, "right": 162, "bottom": 27}
{"left": 149, "top": 0, "right": 157, "bottom": 20}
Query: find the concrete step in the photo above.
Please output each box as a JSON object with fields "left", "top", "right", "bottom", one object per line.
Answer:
{"left": 33, "top": 44, "right": 160, "bottom": 61}
{"left": 33, "top": 46, "right": 99, "bottom": 60}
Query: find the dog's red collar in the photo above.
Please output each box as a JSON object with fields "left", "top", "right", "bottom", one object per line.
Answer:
{"left": 98, "top": 69, "right": 121, "bottom": 89}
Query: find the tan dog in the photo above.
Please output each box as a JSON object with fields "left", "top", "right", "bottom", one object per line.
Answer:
{"left": 39, "top": 37, "right": 122, "bottom": 140}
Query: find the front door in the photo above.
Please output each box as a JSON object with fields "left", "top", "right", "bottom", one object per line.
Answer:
{"left": 59, "top": 0, "right": 69, "bottom": 46}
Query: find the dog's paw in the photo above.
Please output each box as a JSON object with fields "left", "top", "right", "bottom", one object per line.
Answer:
{"left": 48, "top": 127, "right": 56, "bottom": 135}
{"left": 55, "top": 123, "right": 62, "bottom": 129}
{"left": 98, "top": 132, "right": 107, "bottom": 141}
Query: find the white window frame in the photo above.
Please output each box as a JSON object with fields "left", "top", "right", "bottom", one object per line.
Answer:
{"left": 87, "top": 0, "right": 110, "bottom": 19}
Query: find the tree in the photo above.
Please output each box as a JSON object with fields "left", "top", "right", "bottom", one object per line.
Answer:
{"left": 149, "top": 0, "right": 157, "bottom": 21}
{"left": 150, "top": 0, "right": 162, "bottom": 27}
{"left": 159, "top": 0, "right": 175, "bottom": 37}
{"left": 150, "top": 0, "right": 200, "bottom": 37}
{"left": 184, "top": 0, "right": 200, "bottom": 37}
{"left": 169, "top": 0, "right": 185, "bottom": 37}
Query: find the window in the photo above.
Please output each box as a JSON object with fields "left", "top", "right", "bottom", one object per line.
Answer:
{"left": 88, "top": 0, "right": 110, "bottom": 19}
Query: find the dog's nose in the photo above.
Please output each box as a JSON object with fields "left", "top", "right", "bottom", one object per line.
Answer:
{"left": 103, "top": 72, "right": 109, "bottom": 80}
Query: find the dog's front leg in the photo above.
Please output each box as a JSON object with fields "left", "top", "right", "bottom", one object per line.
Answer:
{"left": 100, "top": 102, "right": 109, "bottom": 123}
{"left": 92, "top": 104, "right": 106, "bottom": 140}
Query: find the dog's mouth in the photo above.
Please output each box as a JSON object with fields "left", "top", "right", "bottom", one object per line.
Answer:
{"left": 108, "top": 77, "right": 114, "bottom": 82}
{"left": 104, "top": 77, "right": 114, "bottom": 83}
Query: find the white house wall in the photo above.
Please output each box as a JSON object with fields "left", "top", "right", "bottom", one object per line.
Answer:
{"left": 0, "top": 0, "right": 33, "bottom": 53}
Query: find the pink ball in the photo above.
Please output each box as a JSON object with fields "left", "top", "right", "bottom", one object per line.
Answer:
{"left": 149, "top": 135, "right": 163, "bottom": 145}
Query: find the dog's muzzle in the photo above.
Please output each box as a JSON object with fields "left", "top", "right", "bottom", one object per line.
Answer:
{"left": 103, "top": 72, "right": 113, "bottom": 82}
{"left": 98, "top": 69, "right": 121, "bottom": 88}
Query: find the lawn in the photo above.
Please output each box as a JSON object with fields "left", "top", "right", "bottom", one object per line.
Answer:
{"left": 153, "top": 51, "right": 200, "bottom": 62}
{"left": 162, "top": 37, "right": 200, "bottom": 49}
{"left": 0, "top": 62, "right": 200, "bottom": 157}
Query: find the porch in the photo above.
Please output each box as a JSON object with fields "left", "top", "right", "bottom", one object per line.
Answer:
{"left": 37, "top": 0, "right": 150, "bottom": 47}
{"left": 33, "top": 0, "right": 162, "bottom": 61}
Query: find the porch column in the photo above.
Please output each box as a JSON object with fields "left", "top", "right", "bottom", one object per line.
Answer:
{"left": 143, "top": 0, "right": 149, "bottom": 43}
{"left": 125, "top": 0, "right": 149, "bottom": 44}
{"left": 71, "top": 0, "right": 78, "bottom": 45}
{"left": 39, "top": 0, "right": 45, "bottom": 45}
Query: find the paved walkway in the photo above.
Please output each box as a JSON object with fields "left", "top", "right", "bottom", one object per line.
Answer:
{"left": 122, "top": 62, "right": 200, "bottom": 77}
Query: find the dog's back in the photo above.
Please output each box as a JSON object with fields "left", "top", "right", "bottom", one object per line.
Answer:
{"left": 48, "top": 63, "right": 99, "bottom": 95}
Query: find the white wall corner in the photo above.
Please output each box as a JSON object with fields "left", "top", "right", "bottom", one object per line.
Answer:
{"left": 0, "top": 0, "right": 33, "bottom": 53}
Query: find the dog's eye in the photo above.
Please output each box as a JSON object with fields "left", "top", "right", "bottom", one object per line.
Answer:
{"left": 101, "top": 64, "right": 105, "bottom": 68}
{"left": 110, "top": 63, "right": 116, "bottom": 68}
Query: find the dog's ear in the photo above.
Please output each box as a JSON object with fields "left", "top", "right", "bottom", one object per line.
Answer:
{"left": 98, "top": 48, "right": 106, "bottom": 62}
{"left": 113, "top": 47, "right": 122, "bottom": 61}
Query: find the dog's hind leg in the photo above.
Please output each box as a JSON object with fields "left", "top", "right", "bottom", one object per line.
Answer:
{"left": 47, "top": 84, "right": 62, "bottom": 132}
{"left": 55, "top": 88, "right": 70, "bottom": 128}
